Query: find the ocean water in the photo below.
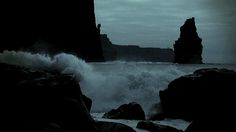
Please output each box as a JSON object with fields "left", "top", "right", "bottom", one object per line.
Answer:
{"left": 1, "top": 51, "right": 236, "bottom": 131}
{"left": 88, "top": 61, "right": 236, "bottom": 113}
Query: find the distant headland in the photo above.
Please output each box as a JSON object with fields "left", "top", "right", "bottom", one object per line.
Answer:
{"left": 101, "top": 34, "right": 174, "bottom": 62}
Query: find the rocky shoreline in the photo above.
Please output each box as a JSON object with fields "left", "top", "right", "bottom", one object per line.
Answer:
{"left": 2, "top": 61, "right": 235, "bottom": 132}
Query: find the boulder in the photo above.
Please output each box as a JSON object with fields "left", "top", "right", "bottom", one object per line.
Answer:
{"left": 97, "top": 121, "right": 136, "bottom": 132}
{"left": 159, "top": 68, "right": 236, "bottom": 121}
{"left": 173, "top": 17, "right": 203, "bottom": 64}
{"left": 0, "top": 63, "right": 98, "bottom": 132}
{"left": 103, "top": 102, "right": 145, "bottom": 120}
{"left": 136, "top": 121, "right": 182, "bottom": 132}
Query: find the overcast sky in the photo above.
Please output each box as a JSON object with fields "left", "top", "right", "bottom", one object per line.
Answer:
{"left": 95, "top": 0, "right": 236, "bottom": 63}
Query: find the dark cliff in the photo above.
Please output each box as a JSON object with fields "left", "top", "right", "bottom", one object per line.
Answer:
{"left": 101, "top": 34, "right": 174, "bottom": 62}
{"left": 1, "top": 1, "right": 104, "bottom": 62}
{"left": 174, "top": 17, "right": 203, "bottom": 64}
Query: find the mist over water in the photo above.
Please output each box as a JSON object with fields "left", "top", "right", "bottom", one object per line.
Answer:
{"left": 1, "top": 51, "right": 235, "bottom": 115}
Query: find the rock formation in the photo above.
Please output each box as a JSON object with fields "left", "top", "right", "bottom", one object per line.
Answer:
{"left": 136, "top": 121, "right": 182, "bottom": 132}
{"left": 160, "top": 68, "right": 236, "bottom": 121}
{"left": 174, "top": 17, "right": 203, "bottom": 64}
{"left": 97, "top": 121, "right": 136, "bottom": 132}
{"left": 101, "top": 34, "right": 174, "bottom": 62}
{"left": 1, "top": 1, "right": 104, "bottom": 62}
{"left": 103, "top": 102, "right": 145, "bottom": 120}
{"left": 0, "top": 62, "right": 98, "bottom": 131}
{"left": 159, "top": 68, "right": 236, "bottom": 131}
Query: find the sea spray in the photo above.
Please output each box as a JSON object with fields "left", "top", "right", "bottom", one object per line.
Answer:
{"left": 86, "top": 63, "right": 186, "bottom": 113}
{"left": 0, "top": 50, "right": 93, "bottom": 81}
{"left": 0, "top": 51, "right": 189, "bottom": 114}
{"left": 0, "top": 50, "right": 52, "bottom": 69}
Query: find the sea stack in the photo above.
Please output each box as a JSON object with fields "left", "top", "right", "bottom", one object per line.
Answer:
{"left": 1, "top": 0, "right": 104, "bottom": 62}
{"left": 174, "top": 17, "right": 203, "bottom": 64}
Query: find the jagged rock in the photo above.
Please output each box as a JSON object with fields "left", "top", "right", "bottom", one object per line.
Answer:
{"left": 82, "top": 94, "right": 93, "bottom": 112}
{"left": 159, "top": 68, "right": 236, "bottom": 121}
{"left": 101, "top": 34, "right": 174, "bottom": 62}
{"left": 136, "top": 121, "right": 182, "bottom": 132}
{"left": 1, "top": 63, "right": 98, "bottom": 132}
{"left": 1, "top": 0, "right": 104, "bottom": 62}
{"left": 103, "top": 102, "right": 145, "bottom": 120}
{"left": 174, "top": 17, "right": 203, "bottom": 64}
{"left": 96, "top": 121, "right": 136, "bottom": 132}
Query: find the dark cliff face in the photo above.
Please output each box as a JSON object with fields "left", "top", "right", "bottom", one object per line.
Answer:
{"left": 174, "top": 17, "right": 203, "bottom": 64}
{"left": 1, "top": 1, "right": 104, "bottom": 62}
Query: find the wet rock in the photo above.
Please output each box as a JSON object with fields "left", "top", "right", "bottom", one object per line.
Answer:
{"left": 1, "top": 62, "right": 98, "bottom": 132}
{"left": 159, "top": 68, "right": 236, "bottom": 121}
{"left": 103, "top": 102, "right": 145, "bottom": 120}
{"left": 97, "top": 121, "right": 136, "bottom": 132}
{"left": 137, "top": 121, "right": 182, "bottom": 132}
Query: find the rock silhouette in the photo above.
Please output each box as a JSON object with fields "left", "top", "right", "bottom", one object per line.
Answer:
{"left": 174, "top": 17, "right": 203, "bottom": 64}
{"left": 159, "top": 68, "right": 236, "bottom": 132}
{"left": 0, "top": 62, "right": 98, "bottom": 132}
{"left": 103, "top": 102, "right": 145, "bottom": 120}
{"left": 1, "top": 1, "right": 104, "bottom": 62}
{"left": 101, "top": 34, "right": 174, "bottom": 62}
{"left": 136, "top": 121, "right": 182, "bottom": 132}
{"left": 97, "top": 121, "right": 136, "bottom": 132}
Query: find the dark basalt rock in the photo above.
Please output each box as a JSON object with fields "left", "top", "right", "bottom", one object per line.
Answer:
{"left": 136, "top": 121, "right": 182, "bottom": 132}
{"left": 97, "top": 121, "right": 136, "bottom": 132}
{"left": 1, "top": 0, "right": 104, "bottom": 62}
{"left": 159, "top": 68, "right": 236, "bottom": 121}
{"left": 174, "top": 17, "right": 203, "bottom": 64}
{"left": 149, "top": 113, "right": 166, "bottom": 121}
{"left": 103, "top": 102, "right": 145, "bottom": 120}
{"left": 82, "top": 94, "right": 93, "bottom": 112}
{"left": 0, "top": 62, "right": 98, "bottom": 132}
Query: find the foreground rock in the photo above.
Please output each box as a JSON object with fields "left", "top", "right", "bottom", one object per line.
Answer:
{"left": 137, "top": 121, "right": 182, "bottom": 132}
{"left": 174, "top": 17, "right": 203, "bottom": 64}
{"left": 160, "top": 68, "right": 236, "bottom": 121}
{"left": 1, "top": 63, "right": 98, "bottom": 132}
{"left": 103, "top": 102, "right": 145, "bottom": 120}
{"left": 159, "top": 68, "right": 236, "bottom": 131}
{"left": 97, "top": 121, "right": 136, "bottom": 132}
